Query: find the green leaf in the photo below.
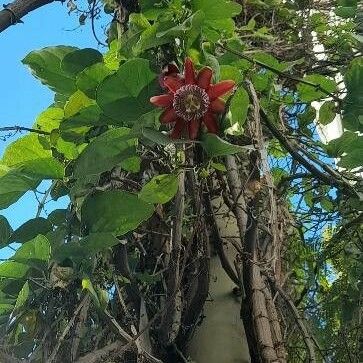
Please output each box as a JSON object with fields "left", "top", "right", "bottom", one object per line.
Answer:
{"left": 22, "top": 46, "right": 78, "bottom": 95}
{"left": 34, "top": 107, "right": 64, "bottom": 133}
{"left": 103, "top": 40, "right": 120, "bottom": 71}
{"left": 0, "top": 262, "right": 29, "bottom": 278}
{"left": 2, "top": 134, "right": 64, "bottom": 179}
{"left": 48, "top": 209, "right": 67, "bottom": 226}
{"left": 104, "top": 58, "right": 155, "bottom": 97}
{"left": 219, "top": 65, "right": 243, "bottom": 83}
{"left": 9, "top": 218, "right": 53, "bottom": 244}
{"left": 253, "top": 52, "right": 286, "bottom": 72}
{"left": 297, "top": 74, "right": 336, "bottom": 102}
{"left": 120, "top": 156, "right": 141, "bottom": 173}
{"left": 0, "top": 303, "right": 14, "bottom": 315}
{"left": 60, "top": 105, "right": 104, "bottom": 135}
{"left": 201, "top": 134, "right": 246, "bottom": 157}
{"left": 139, "top": 174, "right": 179, "bottom": 204}
{"left": 139, "top": 0, "right": 167, "bottom": 19}
{"left": 251, "top": 72, "right": 271, "bottom": 91}
{"left": 76, "top": 63, "right": 113, "bottom": 99}
{"left": 192, "top": 0, "right": 241, "bottom": 20}
{"left": 0, "top": 216, "right": 12, "bottom": 248}
{"left": 64, "top": 90, "right": 95, "bottom": 118}
{"left": 338, "top": 140, "right": 363, "bottom": 169}
{"left": 335, "top": 6, "right": 356, "bottom": 18}
{"left": 0, "top": 165, "right": 40, "bottom": 210}
{"left": 154, "top": 11, "right": 205, "bottom": 50}
{"left": 134, "top": 19, "right": 174, "bottom": 55}
{"left": 80, "top": 233, "right": 121, "bottom": 253}
{"left": 304, "top": 191, "right": 314, "bottom": 208}
{"left": 82, "top": 278, "right": 100, "bottom": 306}
{"left": 210, "top": 162, "right": 227, "bottom": 172}
{"left": 96, "top": 58, "right": 157, "bottom": 122}
{"left": 13, "top": 235, "right": 51, "bottom": 266}
{"left": 73, "top": 127, "right": 137, "bottom": 177}
{"left": 81, "top": 191, "right": 154, "bottom": 235}
{"left": 135, "top": 272, "right": 161, "bottom": 285}
{"left": 343, "top": 57, "right": 363, "bottom": 132}
{"left": 326, "top": 131, "right": 358, "bottom": 157}
{"left": 321, "top": 197, "right": 334, "bottom": 212}
{"left": 229, "top": 87, "right": 249, "bottom": 126}
{"left": 319, "top": 101, "right": 336, "bottom": 125}
{"left": 96, "top": 287, "right": 109, "bottom": 310}
{"left": 61, "top": 48, "right": 103, "bottom": 76}
{"left": 297, "top": 105, "right": 316, "bottom": 126}
{"left": 141, "top": 127, "right": 172, "bottom": 145}
{"left": 14, "top": 282, "right": 30, "bottom": 311}
{"left": 55, "top": 137, "right": 79, "bottom": 160}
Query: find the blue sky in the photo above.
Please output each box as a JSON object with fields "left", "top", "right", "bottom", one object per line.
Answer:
{"left": 0, "top": 3, "right": 108, "bottom": 256}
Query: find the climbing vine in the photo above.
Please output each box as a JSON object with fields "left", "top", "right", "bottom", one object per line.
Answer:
{"left": 0, "top": 0, "right": 362, "bottom": 362}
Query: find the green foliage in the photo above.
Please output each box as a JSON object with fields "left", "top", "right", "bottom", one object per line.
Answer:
{"left": 61, "top": 48, "right": 103, "bottom": 76}
{"left": 201, "top": 133, "right": 246, "bottom": 157}
{"left": 22, "top": 46, "right": 78, "bottom": 95}
{"left": 0, "top": 262, "right": 29, "bottom": 278}
{"left": 229, "top": 87, "right": 249, "bottom": 127}
{"left": 0, "top": 1, "right": 362, "bottom": 361}
{"left": 76, "top": 63, "right": 113, "bottom": 99}
{"left": 9, "top": 218, "right": 53, "bottom": 244}
{"left": 343, "top": 57, "right": 363, "bottom": 132}
{"left": 191, "top": 0, "right": 241, "bottom": 41}
{"left": 2, "top": 134, "right": 64, "bottom": 179}
{"left": 12, "top": 235, "right": 51, "bottom": 266}
{"left": 297, "top": 74, "right": 336, "bottom": 102}
{"left": 139, "top": 174, "right": 179, "bottom": 204}
{"left": 80, "top": 233, "right": 121, "bottom": 253}
{"left": 73, "top": 127, "right": 137, "bottom": 176}
{"left": 96, "top": 58, "right": 157, "bottom": 122}
{"left": 319, "top": 101, "right": 336, "bottom": 125}
{"left": 0, "top": 216, "right": 12, "bottom": 248}
{"left": 13, "top": 282, "right": 29, "bottom": 311}
{"left": 0, "top": 165, "right": 39, "bottom": 209}
{"left": 81, "top": 191, "right": 154, "bottom": 234}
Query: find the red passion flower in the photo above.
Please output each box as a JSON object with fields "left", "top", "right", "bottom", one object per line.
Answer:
{"left": 150, "top": 58, "right": 235, "bottom": 139}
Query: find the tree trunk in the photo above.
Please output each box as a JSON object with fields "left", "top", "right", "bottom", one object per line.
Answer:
{"left": 187, "top": 194, "right": 250, "bottom": 363}
{"left": 0, "top": 0, "right": 59, "bottom": 33}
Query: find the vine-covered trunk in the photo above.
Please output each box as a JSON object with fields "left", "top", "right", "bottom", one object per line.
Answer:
{"left": 143, "top": 98, "right": 292, "bottom": 362}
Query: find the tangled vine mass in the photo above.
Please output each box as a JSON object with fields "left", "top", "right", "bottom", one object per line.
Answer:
{"left": 0, "top": 0, "right": 362, "bottom": 363}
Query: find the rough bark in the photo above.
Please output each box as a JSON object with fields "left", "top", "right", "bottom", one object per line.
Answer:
{"left": 0, "top": 0, "right": 59, "bottom": 33}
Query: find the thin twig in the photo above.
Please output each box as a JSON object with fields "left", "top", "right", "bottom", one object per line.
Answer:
{"left": 268, "top": 277, "right": 317, "bottom": 363}
{"left": 35, "top": 182, "right": 55, "bottom": 218}
{"left": 219, "top": 43, "right": 341, "bottom": 103}
{"left": 46, "top": 294, "right": 90, "bottom": 363}
{"left": 260, "top": 108, "right": 356, "bottom": 196}
{"left": 0, "top": 126, "right": 50, "bottom": 135}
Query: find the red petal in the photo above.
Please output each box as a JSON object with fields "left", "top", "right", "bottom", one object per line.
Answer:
{"left": 197, "top": 67, "right": 213, "bottom": 89}
{"left": 209, "top": 98, "right": 225, "bottom": 113}
{"left": 150, "top": 94, "right": 173, "bottom": 107}
{"left": 160, "top": 108, "right": 177, "bottom": 124}
{"left": 188, "top": 118, "right": 200, "bottom": 139}
{"left": 164, "top": 76, "right": 184, "bottom": 93}
{"left": 171, "top": 119, "right": 185, "bottom": 139}
{"left": 166, "top": 63, "right": 179, "bottom": 76}
{"left": 184, "top": 58, "right": 196, "bottom": 85}
{"left": 208, "top": 80, "right": 235, "bottom": 100}
{"left": 203, "top": 112, "right": 218, "bottom": 134}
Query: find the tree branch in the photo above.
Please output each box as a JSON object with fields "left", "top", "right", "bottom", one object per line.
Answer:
{"left": 268, "top": 277, "right": 317, "bottom": 363}
{"left": 0, "top": 0, "right": 60, "bottom": 33}
{"left": 0, "top": 126, "right": 50, "bottom": 135}
{"left": 219, "top": 43, "right": 341, "bottom": 103}
{"left": 259, "top": 109, "right": 357, "bottom": 196}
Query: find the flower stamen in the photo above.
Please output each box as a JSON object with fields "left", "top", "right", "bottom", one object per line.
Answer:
{"left": 173, "top": 84, "right": 210, "bottom": 121}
